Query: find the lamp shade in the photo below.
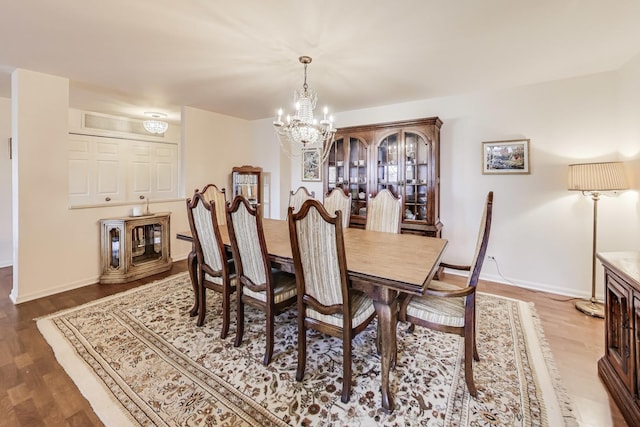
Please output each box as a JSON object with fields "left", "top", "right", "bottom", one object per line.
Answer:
{"left": 568, "top": 161, "right": 628, "bottom": 192}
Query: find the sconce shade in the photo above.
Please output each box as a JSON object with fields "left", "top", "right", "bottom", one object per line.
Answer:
{"left": 568, "top": 161, "right": 628, "bottom": 192}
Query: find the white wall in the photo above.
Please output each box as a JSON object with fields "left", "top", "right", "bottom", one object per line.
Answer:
{"left": 263, "top": 69, "right": 640, "bottom": 298}
{"left": 0, "top": 97, "right": 11, "bottom": 267}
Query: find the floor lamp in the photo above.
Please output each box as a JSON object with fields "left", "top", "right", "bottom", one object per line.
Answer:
{"left": 568, "top": 161, "right": 628, "bottom": 318}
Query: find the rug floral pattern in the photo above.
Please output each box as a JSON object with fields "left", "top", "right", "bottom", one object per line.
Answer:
{"left": 39, "top": 273, "right": 577, "bottom": 426}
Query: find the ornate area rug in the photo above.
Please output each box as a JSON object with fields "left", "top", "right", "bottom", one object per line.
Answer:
{"left": 37, "top": 273, "right": 577, "bottom": 426}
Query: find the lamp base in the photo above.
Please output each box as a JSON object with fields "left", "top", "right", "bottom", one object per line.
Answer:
{"left": 575, "top": 299, "right": 605, "bottom": 318}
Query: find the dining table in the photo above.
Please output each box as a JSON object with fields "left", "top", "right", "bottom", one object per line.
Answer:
{"left": 177, "top": 218, "right": 448, "bottom": 413}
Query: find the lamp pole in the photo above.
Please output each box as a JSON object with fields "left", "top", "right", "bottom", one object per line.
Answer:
{"left": 575, "top": 191, "right": 604, "bottom": 318}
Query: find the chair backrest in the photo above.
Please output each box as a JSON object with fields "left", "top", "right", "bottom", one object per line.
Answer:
{"left": 186, "top": 192, "right": 227, "bottom": 282}
{"left": 196, "top": 184, "right": 227, "bottom": 226}
{"left": 323, "top": 188, "right": 352, "bottom": 228}
{"left": 365, "top": 189, "right": 402, "bottom": 233}
{"left": 288, "top": 199, "right": 349, "bottom": 311}
{"left": 467, "top": 191, "right": 494, "bottom": 287}
{"left": 289, "top": 186, "right": 316, "bottom": 214}
{"left": 226, "top": 196, "right": 270, "bottom": 290}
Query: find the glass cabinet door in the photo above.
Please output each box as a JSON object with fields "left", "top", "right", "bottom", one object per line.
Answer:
{"left": 131, "top": 223, "right": 163, "bottom": 265}
{"left": 326, "top": 137, "right": 346, "bottom": 191}
{"left": 402, "top": 132, "right": 430, "bottom": 222}
{"left": 376, "top": 132, "right": 400, "bottom": 197}
{"left": 347, "top": 137, "right": 368, "bottom": 218}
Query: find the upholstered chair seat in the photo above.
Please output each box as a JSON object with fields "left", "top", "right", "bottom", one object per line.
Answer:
{"left": 404, "top": 281, "right": 466, "bottom": 328}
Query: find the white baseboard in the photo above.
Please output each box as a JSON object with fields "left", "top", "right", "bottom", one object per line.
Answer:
{"left": 11, "top": 276, "right": 100, "bottom": 304}
{"left": 10, "top": 253, "right": 191, "bottom": 304}
{"left": 444, "top": 269, "right": 595, "bottom": 300}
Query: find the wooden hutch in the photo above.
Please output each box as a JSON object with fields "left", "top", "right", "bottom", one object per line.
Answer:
{"left": 323, "top": 117, "right": 442, "bottom": 237}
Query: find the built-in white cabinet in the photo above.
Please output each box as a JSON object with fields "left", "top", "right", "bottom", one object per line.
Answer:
{"left": 68, "top": 134, "right": 178, "bottom": 207}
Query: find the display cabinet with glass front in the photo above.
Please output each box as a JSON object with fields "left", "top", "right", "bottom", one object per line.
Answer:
{"left": 324, "top": 117, "right": 442, "bottom": 236}
{"left": 232, "top": 165, "right": 262, "bottom": 212}
{"left": 99, "top": 212, "right": 173, "bottom": 284}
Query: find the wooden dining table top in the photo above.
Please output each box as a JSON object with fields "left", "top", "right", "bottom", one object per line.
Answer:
{"left": 177, "top": 218, "right": 448, "bottom": 296}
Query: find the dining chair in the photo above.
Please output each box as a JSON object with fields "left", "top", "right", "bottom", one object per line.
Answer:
{"left": 365, "top": 188, "right": 402, "bottom": 233}
{"left": 288, "top": 186, "right": 316, "bottom": 214}
{"left": 196, "top": 184, "right": 227, "bottom": 226}
{"left": 323, "top": 188, "right": 352, "bottom": 228}
{"left": 399, "top": 191, "right": 494, "bottom": 397}
{"left": 185, "top": 192, "right": 237, "bottom": 337}
{"left": 226, "top": 195, "right": 297, "bottom": 366}
{"left": 288, "top": 199, "right": 376, "bottom": 403}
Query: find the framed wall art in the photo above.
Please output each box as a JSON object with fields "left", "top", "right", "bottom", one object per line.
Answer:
{"left": 482, "top": 139, "right": 530, "bottom": 174}
{"left": 302, "top": 148, "right": 322, "bottom": 181}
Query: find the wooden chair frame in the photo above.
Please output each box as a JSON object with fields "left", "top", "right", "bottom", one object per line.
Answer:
{"left": 226, "top": 195, "right": 297, "bottom": 366}
{"left": 288, "top": 199, "right": 376, "bottom": 403}
{"left": 185, "top": 192, "right": 236, "bottom": 337}
{"left": 399, "top": 191, "right": 494, "bottom": 397}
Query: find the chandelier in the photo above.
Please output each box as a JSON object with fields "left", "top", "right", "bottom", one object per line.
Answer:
{"left": 143, "top": 112, "right": 169, "bottom": 134}
{"left": 273, "top": 56, "right": 336, "bottom": 160}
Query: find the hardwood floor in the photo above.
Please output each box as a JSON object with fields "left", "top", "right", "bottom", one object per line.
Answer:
{"left": 0, "top": 263, "right": 627, "bottom": 426}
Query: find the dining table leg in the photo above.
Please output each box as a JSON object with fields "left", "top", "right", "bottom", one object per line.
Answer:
{"left": 187, "top": 243, "right": 198, "bottom": 317}
{"left": 353, "top": 279, "right": 399, "bottom": 413}
{"left": 374, "top": 295, "right": 398, "bottom": 413}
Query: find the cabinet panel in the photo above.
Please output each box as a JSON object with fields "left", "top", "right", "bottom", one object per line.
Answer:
{"left": 598, "top": 252, "right": 640, "bottom": 426}
{"left": 605, "top": 273, "right": 633, "bottom": 391}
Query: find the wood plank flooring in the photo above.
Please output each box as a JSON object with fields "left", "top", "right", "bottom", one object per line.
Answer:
{"left": 0, "top": 262, "right": 628, "bottom": 426}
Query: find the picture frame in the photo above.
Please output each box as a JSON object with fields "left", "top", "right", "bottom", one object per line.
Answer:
{"left": 482, "top": 139, "right": 530, "bottom": 174}
{"left": 302, "top": 148, "right": 322, "bottom": 181}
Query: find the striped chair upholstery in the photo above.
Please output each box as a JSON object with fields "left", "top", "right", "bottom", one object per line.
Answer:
{"left": 323, "top": 188, "right": 352, "bottom": 228}
{"left": 288, "top": 186, "right": 315, "bottom": 214}
{"left": 226, "top": 195, "right": 297, "bottom": 366}
{"left": 365, "top": 189, "right": 401, "bottom": 233}
{"left": 399, "top": 191, "right": 494, "bottom": 397}
{"left": 185, "top": 192, "right": 237, "bottom": 338}
{"left": 197, "top": 184, "right": 227, "bottom": 226}
{"left": 288, "top": 199, "right": 376, "bottom": 403}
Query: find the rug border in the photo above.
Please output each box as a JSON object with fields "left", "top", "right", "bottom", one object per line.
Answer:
{"left": 516, "top": 300, "right": 579, "bottom": 427}
{"left": 35, "top": 272, "right": 190, "bottom": 427}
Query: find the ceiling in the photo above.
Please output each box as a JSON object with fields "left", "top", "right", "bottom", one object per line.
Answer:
{"left": 1, "top": 1, "right": 639, "bottom": 124}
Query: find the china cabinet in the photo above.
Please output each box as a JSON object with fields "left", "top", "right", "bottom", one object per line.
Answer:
{"left": 323, "top": 117, "right": 442, "bottom": 236}
{"left": 597, "top": 251, "right": 640, "bottom": 427}
{"left": 99, "top": 212, "right": 172, "bottom": 284}
{"left": 232, "top": 165, "right": 262, "bottom": 212}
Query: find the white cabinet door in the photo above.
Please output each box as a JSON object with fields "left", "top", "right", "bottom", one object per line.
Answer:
{"left": 95, "top": 138, "right": 126, "bottom": 204}
{"left": 68, "top": 135, "right": 125, "bottom": 206}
